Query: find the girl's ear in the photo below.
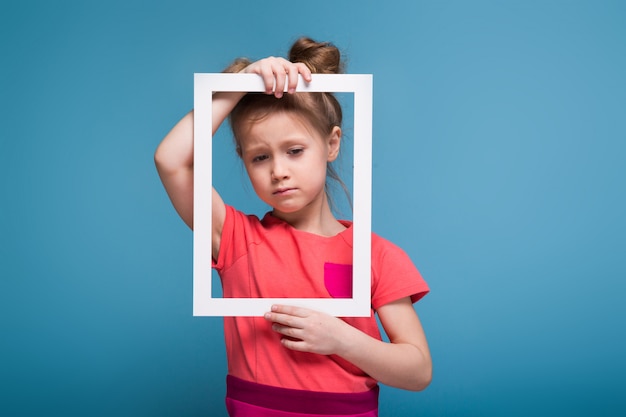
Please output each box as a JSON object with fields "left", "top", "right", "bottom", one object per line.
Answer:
{"left": 327, "top": 126, "right": 342, "bottom": 162}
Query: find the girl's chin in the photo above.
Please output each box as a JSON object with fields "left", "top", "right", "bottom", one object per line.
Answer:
{"left": 271, "top": 207, "right": 302, "bottom": 216}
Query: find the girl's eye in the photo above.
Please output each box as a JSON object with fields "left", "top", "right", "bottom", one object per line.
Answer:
{"left": 252, "top": 155, "right": 268, "bottom": 163}
{"left": 288, "top": 148, "right": 304, "bottom": 156}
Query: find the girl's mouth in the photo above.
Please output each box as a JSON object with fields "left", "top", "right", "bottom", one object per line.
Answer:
{"left": 273, "top": 188, "right": 296, "bottom": 195}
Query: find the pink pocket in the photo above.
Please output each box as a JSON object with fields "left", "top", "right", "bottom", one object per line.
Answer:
{"left": 324, "top": 263, "right": 353, "bottom": 298}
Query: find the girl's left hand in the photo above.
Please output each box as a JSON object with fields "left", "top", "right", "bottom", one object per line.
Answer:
{"left": 264, "top": 305, "right": 350, "bottom": 355}
{"left": 242, "top": 57, "right": 312, "bottom": 98}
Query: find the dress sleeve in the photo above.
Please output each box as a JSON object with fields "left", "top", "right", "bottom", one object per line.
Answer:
{"left": 212, "top": 205, "right": 235, "bottom": 271}
{"left": 370, "top": 235, "right": 429, "bottom": 310}
{"left": 212, "top": 205, "right": 263, "bottom": 273}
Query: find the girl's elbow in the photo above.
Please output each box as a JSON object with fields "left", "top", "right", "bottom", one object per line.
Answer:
{"left": 154, "top": 145, "right": 185, "bottom": 176}
{"left": 412, "top": 371, "right": 432, "bottom": 392}
{"left": 154, "top": 145, "right": 169, "bottom": 171}
{"left": 407, "top": 362, "right": 432, "bottom": 391}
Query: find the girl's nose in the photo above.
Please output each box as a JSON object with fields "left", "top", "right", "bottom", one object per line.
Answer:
{"left": 271, "top": 159, "right": 289, "bottom": 181}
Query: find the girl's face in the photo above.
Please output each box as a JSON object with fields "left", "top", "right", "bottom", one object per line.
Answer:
{"left": 238, "top": 111, "right": 340, "bottom": 221}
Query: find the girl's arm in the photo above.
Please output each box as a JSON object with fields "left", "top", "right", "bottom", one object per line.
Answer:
{"left": 154, "top": 99, "right": 241, "bottom": 260}
{"left": 154, "top": 58, "right": 312, "bottom": 259}
{"left": 265, "top": 298, "right": 432, "bottom": 391}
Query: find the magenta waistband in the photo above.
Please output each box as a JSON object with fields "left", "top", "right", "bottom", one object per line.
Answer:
{"left": 226, "top": 375, "right": 379, "bottom": 416}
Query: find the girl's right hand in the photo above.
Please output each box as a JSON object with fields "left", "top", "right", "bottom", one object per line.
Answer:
{"left": 242, "top": 57, "right": 312, "bottom": 98}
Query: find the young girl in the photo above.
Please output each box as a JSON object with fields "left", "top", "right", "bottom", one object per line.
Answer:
{"left": 155, "top": 37, "right": 431, "bottom": 417}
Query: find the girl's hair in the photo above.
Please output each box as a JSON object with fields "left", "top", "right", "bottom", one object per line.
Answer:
{"left": 223, "top": 37, "right": 351, "bottom": 214}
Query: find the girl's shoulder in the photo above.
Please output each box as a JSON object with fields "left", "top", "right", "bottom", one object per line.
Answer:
{"left": 371, "top": 230, "right": 411, "bottom": 259}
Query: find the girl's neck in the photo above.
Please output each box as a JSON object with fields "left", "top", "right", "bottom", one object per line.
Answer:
{"left": 272, "top": 197, "right": 346, "bottom": 237}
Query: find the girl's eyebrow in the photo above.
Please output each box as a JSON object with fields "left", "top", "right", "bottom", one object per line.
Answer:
{"left": 241, "top": 143, "right": 266, "bottom": 154}
{"left": 280, "top": 138, "right": 309, "bottom": 149}
{"left": 239, "top": 140, "right": 271, "bottom": 154}
{"left": 242, "top": 137, "right": 311, "bottom": 154}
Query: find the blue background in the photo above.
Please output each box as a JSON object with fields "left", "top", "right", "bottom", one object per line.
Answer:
{"left": 1, "top": 1, "right": 625, "bottom": 416}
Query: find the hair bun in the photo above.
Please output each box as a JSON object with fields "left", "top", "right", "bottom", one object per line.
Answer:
{"left": 288, "top": 37, "right": 343, "bottom": 74}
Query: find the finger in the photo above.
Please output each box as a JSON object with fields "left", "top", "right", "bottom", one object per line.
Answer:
{"left": 286, "top": 63, "right": 312, "bottom": 93}
{"left": 280, "top": 337, "right": 310, "bottom": 352}
{"left": 294, "top": 62, "right": 312, "bottom": 83}
{"left": 252, "top": 58, "right": 278, "bottom": 95}
{"left": 264, "top": 306, "right": 307, "bottom": 325}
{"left": 257, "top": 68, "right": 276, "bottom": 95}
{"left": 285, "top": 67, "right": 298, "bottom": 94}
{"left": 271, "top": 323, "right": 302, "bottom": 340}
{"left": 272, "top": 64, "right": 288, "bottom": 98}
{"left": 264, "top": 312, "right": 302, "bottom": 330}
{"left": 270, "top": 304, "right": 310, "bottom": 317}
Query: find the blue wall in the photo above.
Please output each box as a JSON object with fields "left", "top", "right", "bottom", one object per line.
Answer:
{"left": 1, "top": 1, "right": 625, "bottom": 416}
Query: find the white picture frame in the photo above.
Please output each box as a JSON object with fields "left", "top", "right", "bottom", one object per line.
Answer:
{"left": 193, "top": 73, "right": 373, "bottom": 316}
